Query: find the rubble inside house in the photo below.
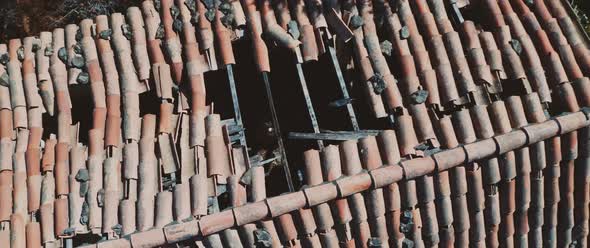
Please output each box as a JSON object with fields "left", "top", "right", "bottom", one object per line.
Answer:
{"left": 0, "top": 0, "right": 590, "bottom": 247}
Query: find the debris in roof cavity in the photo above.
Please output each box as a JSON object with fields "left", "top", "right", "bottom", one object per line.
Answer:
{"left": 329, "top": 97, "right": 354, "bottom": 108}
{"left": 44, "top": 46, "right": 54, "bottom": 56}
{"left": 400, "top": 25, "right": 410, "bottom": 39}
{"left": 0, "top": 53, "right": 8, "bottom": 65}
{"left": 71, "top": 55, "right": 85, "bottom": 69}
{"left": 99, "top": 29, "right": 112, "bottom": 40}
{"left": 58, "top": 47, "right": 68, "bottom": 63}
{"left": 370, "top": 73, "right": 387, "bottom": 94}
{"left": 510, "top": 39, "right": 522, "bottom": 55}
